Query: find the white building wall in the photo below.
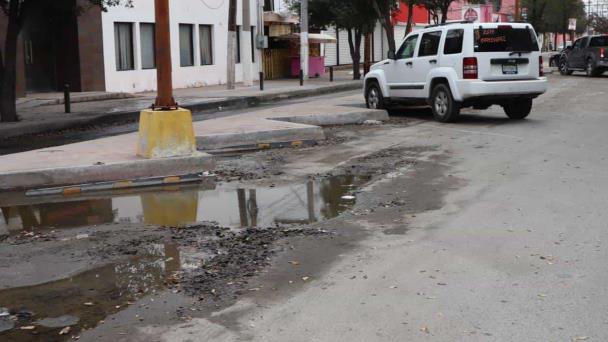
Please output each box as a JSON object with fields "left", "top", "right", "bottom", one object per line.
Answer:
{"left": 102, "top": 0, "right": 262, "bottom": 93}
{"left": 322, "top": 24, "right": 387, "bottom": 66}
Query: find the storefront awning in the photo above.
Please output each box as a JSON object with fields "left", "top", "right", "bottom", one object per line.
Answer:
{"left": 276, "top": 33, "right": 337, "bottom": 44}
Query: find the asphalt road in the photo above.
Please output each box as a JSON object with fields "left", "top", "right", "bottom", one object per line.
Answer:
{"left": 133, "top": 74, "right": 608, "bottom": 341}
{"left": 3, "top": 73, "right": 608, "bottom": 341}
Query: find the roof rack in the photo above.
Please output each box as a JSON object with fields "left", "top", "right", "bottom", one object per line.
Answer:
{"left": 425, "top": 20, "right": 531, "bottom": 29}
{"left": 424, "top": 21, "right": 473, "bottom": 28}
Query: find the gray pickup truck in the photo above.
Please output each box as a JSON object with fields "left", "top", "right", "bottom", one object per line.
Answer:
{"left": 559, "top": 35, "right": 608, "bottom": 77}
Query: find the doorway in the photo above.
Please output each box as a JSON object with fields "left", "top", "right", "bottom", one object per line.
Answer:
{"left": 22, "top": 0, "right": 81, "bottom": 93}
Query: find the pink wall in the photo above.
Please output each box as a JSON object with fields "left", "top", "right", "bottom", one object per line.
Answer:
{"left": 446, "top": 0, "right": 516, "bottom": 23}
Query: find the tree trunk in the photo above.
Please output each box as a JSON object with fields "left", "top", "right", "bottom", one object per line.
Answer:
{"left": 441, "top": 4, "right": 449, "bottom": 24}
{"left": 384, "top": 15, "right": 395, "bottom": 53}
{"left": 406, "top": 2, "right": 415, "bottom": 34}
{"left": 0, "top": 1, "right": 21, "bottom": 123}
{"left": 363, "top": 32, "right": 371, "bottom": 75}
{"left": 372, "top": 0, "right": 395, "bottom": 53}
{"left": 347, "top": 29, "right": 362, "bottom": 80}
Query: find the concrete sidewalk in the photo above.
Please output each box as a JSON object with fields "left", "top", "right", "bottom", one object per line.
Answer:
{"left": 1, "top": 71, "right": 360, "bottom": 139}
{"left": 0, "top": 93, "right": 387, "bottom": 191}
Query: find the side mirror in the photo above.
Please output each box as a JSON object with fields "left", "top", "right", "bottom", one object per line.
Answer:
{"left": 566, "top": 45, "right": 573, "bottom": 51}
{"left": 387, "top": 50, "right": 396, "bottom": 60}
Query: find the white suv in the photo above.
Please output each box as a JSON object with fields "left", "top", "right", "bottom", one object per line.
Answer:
{"left": 364, "top": 22, "right": 548, "bottom": 122}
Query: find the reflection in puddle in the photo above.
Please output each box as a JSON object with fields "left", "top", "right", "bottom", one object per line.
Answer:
{"left": 0, "top": 175, "right": 368, "bottom": 340}
{"left": 0, "top": 175, "right": 368, "bottom": 234}
{"left": 0, "top": 247, "right": 168, "bottom": 341}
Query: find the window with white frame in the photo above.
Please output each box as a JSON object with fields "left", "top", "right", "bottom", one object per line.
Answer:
{"left": 114, "top": 22, "right": 134, "bottom": 71}
{"left": 199, "top": 25, "right": 213, "bottom": 65}
{"left": 179, "top": 24, "right": 194, "bottom": 67}
{"left": 140, "top": 23, "right": 156, "bottom": 69}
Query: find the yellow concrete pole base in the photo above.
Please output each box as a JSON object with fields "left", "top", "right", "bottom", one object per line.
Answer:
{"left": 137, "top": 108, "right": 197, "bottom": 159}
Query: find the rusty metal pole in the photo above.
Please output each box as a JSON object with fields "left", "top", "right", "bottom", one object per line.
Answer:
{"left": 154, "top": 0, "right": 177, "bottom": 110}
{"left": 514, "top": 0, "right": 521, "bottom": 21}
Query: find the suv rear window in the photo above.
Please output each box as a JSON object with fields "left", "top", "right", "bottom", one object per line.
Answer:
{"left": 590, "top": 36, "right": 608, "bottom": 47}
{"left": 474, "top": 26, "right": 539, "bottom": 52}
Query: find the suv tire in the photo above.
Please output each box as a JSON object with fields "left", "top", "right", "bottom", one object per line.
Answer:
{"left": 503, "top": 98, "right": 532, "bottom": 120}
{"left": 586, "top": 58, "right": 601, "bottom": 77}
{"left": 430, "top": 83, "right": 460, "bottom": 123}
{"left": 365, "top": 82, "right": 386, "bottom": 110}
{"left": 559, "top": 58, "right": 573, "bottom": 75}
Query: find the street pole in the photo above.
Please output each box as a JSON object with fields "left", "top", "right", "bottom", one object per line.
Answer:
{"left": 242, "top": 0, "right": 253, "bottom": 86}
{"left": 137, "top": 0, "right": 196, "bottom": 159}
{"left": 154, "top": 0, "right": 176, "bottom": 109}
{"left": 300, "top": 0, "right": 309, "bottom": 82}
{"left": 227, "top": 0, "right": 237, "bottom": 90}
{"left": 257, "top": 0, "right": 265, "bottom": 83}
{"left": 514, "top": 0, "right": 520, "bottom": 21}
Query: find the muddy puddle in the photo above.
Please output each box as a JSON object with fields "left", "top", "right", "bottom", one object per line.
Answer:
{"left": 0, "top": 175, "right": 369, "bottom": 341}
{"left": 0, "top": 175, "right": 368, "bottom": 235}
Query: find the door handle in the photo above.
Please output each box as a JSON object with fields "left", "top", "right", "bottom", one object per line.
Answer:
{"left": 429, "top": 59, "right": 437, "bottom": 64}
{"left": 405, "top": 61, "right": 413, "bottom": 66}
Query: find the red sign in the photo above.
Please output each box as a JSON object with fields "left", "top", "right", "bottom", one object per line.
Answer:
{"left": 464, "top": 8, "right": 479, "bottom": 22}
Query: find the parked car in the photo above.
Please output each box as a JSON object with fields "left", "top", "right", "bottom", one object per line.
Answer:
{"left": 549, "top": 48, "right": 568, "bottom": 67}
{"left": 559, "top": 35, "right": 608, "bottom": 77}
{"left": 364, "top": 22, "right": 548, "bottom": 122}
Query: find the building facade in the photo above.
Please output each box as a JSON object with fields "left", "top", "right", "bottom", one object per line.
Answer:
{"left": 0, "top": 0, "right": 105, "bottom": 97}
{"left": 0, "top": 0, "right": 263, "bottom": 96}
{"left": 102, "top": 0, "right": 262, "bottom": 93}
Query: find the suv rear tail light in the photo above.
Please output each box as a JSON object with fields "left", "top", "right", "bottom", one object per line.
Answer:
{"left": 463, "top": 57, "right": 478, "bottom": 79}
{"left": 539, "top": 56, "right": 544, "bottom": 77}
{"left": 601, "top": 48, "right": 605, "bottom": 59}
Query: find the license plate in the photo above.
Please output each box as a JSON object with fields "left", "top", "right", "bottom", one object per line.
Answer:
{"left": 502, "top": 64, "right": 518, "bottom": 75}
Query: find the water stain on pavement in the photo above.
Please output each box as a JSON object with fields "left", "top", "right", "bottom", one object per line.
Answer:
{"left": 0, "top": 175, "right": 369, "bottom": 341}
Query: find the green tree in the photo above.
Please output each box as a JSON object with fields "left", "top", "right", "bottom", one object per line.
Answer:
{"left": 522, "top": 0, "right": 549, "bottom": 32}
{"left": 589, "top": 13, "right": 608, "bottom": 33}
{"left": 420, "top": 0, "right": 457, "bottom": 24}
{"left": 544, "top": 0, "right": 586, "bottom": 42}
{"left": 371, "top": 0, "right": 400, "bottom": 53}
{"left": 292, "top": 0, "right": 378, "bottom": 80}
{"left": 0, "top": 0, "right": 132, "bottom": 123}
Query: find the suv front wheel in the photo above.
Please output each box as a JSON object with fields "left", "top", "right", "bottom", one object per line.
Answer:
{"left": 365, "top": 82, "right": 386, "bottom": 110}
{"left": 430, "top": 84, "right": 460, "bottom": 123}
{"left": 502, "top": 98, "right": 532, "bottom": 120}
{"left": 559, "top": 58, "right": 573, "bottom": 75}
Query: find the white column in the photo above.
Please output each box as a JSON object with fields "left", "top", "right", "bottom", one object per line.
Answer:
{"left": 300, "top": 0, "right": 309, "bottom": 80}
{"left": 242, "top": 0, "right": 254, "bottom": 86}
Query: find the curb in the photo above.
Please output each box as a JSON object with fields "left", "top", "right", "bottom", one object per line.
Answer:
{"left": 25, "top": 173, "right": 210, "bottom": 197}
{"left": 197, "top": 125, "right": 326, "bottom": 151}
{"left": 0, "top": 152, "right": 215, "bottom": 191}
{"left": 1, "top": 82, "right": 362, "bottom": 140}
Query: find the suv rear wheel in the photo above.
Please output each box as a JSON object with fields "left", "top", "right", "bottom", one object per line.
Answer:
{"left": 365, "top": 82, "right": 386, "bottom": 110}
{"left": 430, "top": 84, "right": 460, "bottom": 123}
{"left": 586, "top": 58, "right": 601, "bottom": 77}
{"left": 502, "top": 98, "right": 532, "bottom": 120}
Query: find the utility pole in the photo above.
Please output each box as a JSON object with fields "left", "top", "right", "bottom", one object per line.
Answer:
{"left": 257, "top": 0, "right": 265, "bottom": 75}
{"left": 137, "top": 0, "right": 196, "bottom": 159}
{"left": 154, "top": 0, "right": 176, "bottom": 109}
{"left": 515, "top": 0, "right": 520, "bottom": 21}
{"left": 300, "top": 0, "right": 309, "bottom": 81}
{"left": 227, "top": 0, "right": 237, "bottom": 90}
{"left": 242, "top": 0, "right": 253, "bottom": 86}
